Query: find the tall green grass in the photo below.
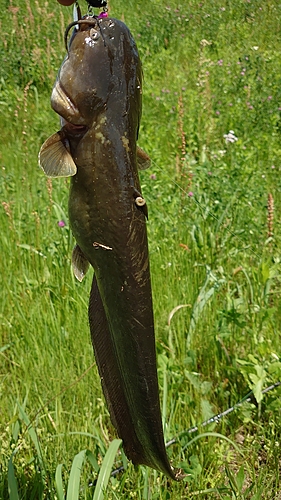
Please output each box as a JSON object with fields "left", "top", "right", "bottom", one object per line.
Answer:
{"left": 1, "top": 0, "right": 281, "bottom": 498}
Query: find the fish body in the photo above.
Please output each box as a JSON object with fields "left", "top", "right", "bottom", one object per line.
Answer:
{"left": 39, "top": 16, "right": 178, "bottom": 479}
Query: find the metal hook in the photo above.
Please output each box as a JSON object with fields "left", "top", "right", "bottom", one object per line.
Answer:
{"left": 64, "top": 18, "right": 98, "bottom": 51}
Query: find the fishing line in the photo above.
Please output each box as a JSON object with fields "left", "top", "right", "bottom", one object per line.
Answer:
{"left": 110, "top": 380, "right": 281, "bottom": 477}
{"left": 165, "top": 380, "right": 281, "bottom": 446}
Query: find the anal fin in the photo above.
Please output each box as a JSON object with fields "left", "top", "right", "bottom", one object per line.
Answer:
{"left": 88, "top": 276, "right": 144, "bottom": 461}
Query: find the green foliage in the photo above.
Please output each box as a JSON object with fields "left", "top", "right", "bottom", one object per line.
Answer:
{"left": 1, "top": 0, "right": 281, "bottom": 498}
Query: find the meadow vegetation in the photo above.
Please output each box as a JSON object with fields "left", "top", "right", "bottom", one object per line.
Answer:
{"left": 1, "top": 0, "right": 281, "bottom": 498}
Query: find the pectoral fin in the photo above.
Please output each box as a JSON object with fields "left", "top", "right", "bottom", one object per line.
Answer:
{"left": 72, "top": 244, "right": 90, "bottom": 281}
{"left": 137, "top": 146, "right": 151, "bottom": 170}
{"left": 39, "top": 131, "right": 77, "bottom": 178}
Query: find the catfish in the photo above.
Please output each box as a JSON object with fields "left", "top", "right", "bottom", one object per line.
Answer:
{"left": 39, "top": 15, "right": 180, "bottom": 480}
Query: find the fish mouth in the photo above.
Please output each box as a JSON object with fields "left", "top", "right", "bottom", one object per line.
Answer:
{"left": 61, "top": 118, "right": 88, "bottom": 136}
{"left": 51, "top": 80, "right": 85, "bottom": 126}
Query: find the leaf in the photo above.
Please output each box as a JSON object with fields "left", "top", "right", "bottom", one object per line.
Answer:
{"left": 93, "top": 439, "right": 122, "bottom": 500}
{"left": 8, "top": 450, "right": 19, "bottom": 500}
{"left": 249, "top": 366, "right": 267, "bottom": 403}
{"left": 236, "top": 465, "right": 245, "bottom": 493}
{"left": 66, "top": 449, "right": 87, "bottom": 500}
{"left": 55, "top": 464, "right": 65, "bottom": 500}
{"left": 200, "top": 399, "right": 214, "bottom": 421}
{"left": 86, "top": 450, "right": 100, "bottom": 473}
{"left": 249, "top": 375, "right": 264, "bottom": 404}
{"left": 248, "top": 354, "right": 259, "bottom": 365}
{"left": 225, "top": 465, "right": 237, "bottom": 493}
{"left": 185, "top": 371, "right": 201, "bottom": 390}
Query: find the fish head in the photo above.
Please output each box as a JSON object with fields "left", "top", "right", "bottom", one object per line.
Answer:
{"left": 51, "top": 16, "right": 142, "bottom": 132}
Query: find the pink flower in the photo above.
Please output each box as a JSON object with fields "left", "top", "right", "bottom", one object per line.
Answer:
{"left": 58, "top": 220, "right": 66, "bottom": 227}
{"left": 188, "top": 191, "right": 194, "bottom": 197}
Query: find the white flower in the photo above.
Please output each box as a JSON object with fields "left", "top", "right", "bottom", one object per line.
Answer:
{"left": 223, "top": 130, "right": 238, "bottom": 143}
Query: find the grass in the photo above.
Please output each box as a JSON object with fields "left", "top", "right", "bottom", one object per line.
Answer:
{"left": 1, "top": 0, "right": 281, "bottom": 498}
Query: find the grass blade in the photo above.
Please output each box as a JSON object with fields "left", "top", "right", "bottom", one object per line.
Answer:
{"left": 93, "top": 439, "right": 122, "bottom": 500}
{"left": 86, "top": 450, "right": 100, "bottom": 473}
{"left": 66, "top": 449, "right": 87, "bottom": 500}
{"left": 55, "top": 464, "right": 65, "bottom": 500}
{"left": 8, "top": 450, "right": 19, "bottom": 500}
{"left": 17, "top": 402, "right": 46, "bottom": 479}
{"left": 181, "top": 432, "right": 243, "bottom": 456}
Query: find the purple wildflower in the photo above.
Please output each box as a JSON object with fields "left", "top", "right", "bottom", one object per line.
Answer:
{"left": 58, "top": 220, "right": 66, "bottom": 227}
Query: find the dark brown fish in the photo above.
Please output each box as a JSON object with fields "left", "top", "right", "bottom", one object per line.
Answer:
{"left": 39, "top": 15, "right": 179, "bottom": 480}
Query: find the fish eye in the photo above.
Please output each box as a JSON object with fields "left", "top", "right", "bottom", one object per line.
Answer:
{"left": 90, "top": 28, "right": 100, "bottom": 40}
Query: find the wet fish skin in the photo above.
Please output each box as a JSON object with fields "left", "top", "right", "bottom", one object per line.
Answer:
{"left": 39, "top": 16, "right": 179, "bottom": 480}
